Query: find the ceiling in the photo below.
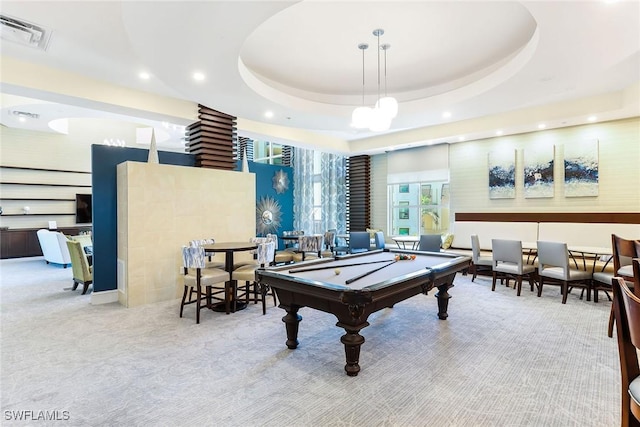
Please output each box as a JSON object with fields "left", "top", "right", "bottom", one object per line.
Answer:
{"left": 1, "top": 1, "right": 639, "bottom": 155}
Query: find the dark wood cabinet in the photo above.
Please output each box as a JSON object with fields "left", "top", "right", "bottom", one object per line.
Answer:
{"left": 0, "top": 227, "right": 91, "bottom": 259}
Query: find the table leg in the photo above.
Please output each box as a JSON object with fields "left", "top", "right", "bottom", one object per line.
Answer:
{"left": 435, "top": 282, "right": 452, "bottom": 320}
{"left": 336, "top": 321, "right": 368, "bottom": 376}
{"left": 281, "top": 305, "right": 302, "bottom": 349}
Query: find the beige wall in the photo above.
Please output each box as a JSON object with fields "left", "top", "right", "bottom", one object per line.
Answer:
{"left": 370, "top": 117, "right": 640, "bottom": 232}
{"left": 117, "top": 162, "right": 256, "bottom": 307}
{"left": 449, "top": 117, "right": 640, "bottom": 217}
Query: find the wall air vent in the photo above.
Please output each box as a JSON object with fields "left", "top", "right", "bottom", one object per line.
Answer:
{"left": 0, "top": 14, "right": 51, "bottom": 50}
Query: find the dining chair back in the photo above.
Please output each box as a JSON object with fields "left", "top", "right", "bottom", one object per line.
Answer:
{"left": 348, "top": 231, "right": 371, "bottom": 254}
{"left": 189, "top": 238, "right": 224, "bottom": 269}
{"left": 612, "top": 272, "right": 640, "bottom": 426}
{"left": 418, "top": 234, "right": 441, "bottom": 252}
{"left": 322, "top": 230, "right": 337, "bottom": 257}
{"left": 373, "top": 231, "right": 385, "bottom": 250}
{"left": 293, "top": 235, "right": 323, "bottom": 262}
{"left": 66, "top": 239, "right": 93, "bottom": 294}
{"left": 180, "top": 246, "right": 229, "bottom": 323}
{"left": 267, "top": 233, "right": 294, "bottom": 264}
{"left": 613, "top": 234, "right": 639, "bottom": 280}
{"left": 470, "top": 234, "right": 492, "bottom": 281}
{"left": 537, "top": 240, "right": 592, "bottom": 304}
{"left": 491, "top": 239, "right": 536, "bottom": 296}
{"left": 232, "top": 241, "right": 277, "bottom": 315}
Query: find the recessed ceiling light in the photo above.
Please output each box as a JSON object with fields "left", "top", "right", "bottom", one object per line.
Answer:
{"left": 18, "top": 117, "right": 26, "bottom": 122}
{"left": 458, "top": 136, "right": 465, "bottom": 141}
{"left": 538, "top": 123, "right": 546, "bottom": 129}
{"left": 193, "top": 72, "right": 205, "bottom": 81}
{"left": 588, "top": 116, "right": 597, "bottom": 122}
{"left": 139, "top": 72, "right": 150, "bottom": 80}
{"left": 264, "top": 111, "right": 274, "bottom": 119}
{"left": 442, "top": 111, "right": 452, "bottom": 119}
{"left": 496, "top": 130, "right": 503, "bottom": 136}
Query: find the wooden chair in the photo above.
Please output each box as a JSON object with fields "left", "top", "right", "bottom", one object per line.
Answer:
{"left": 180, "top": 246, "right": 229, "bottom": 323}
{"left": 189, "top": 238, "right": 225, "bottom": 269}
{"left": 612, "top": 269, "right": 640, "bottom": 427}
{"left": 491, "top": 239, "right": 537, "bottom": 296}
{"left": 608, "top": 234, "right": 639, "bottom": 337}
{"left": 537, "top": 241, "right": 592, "bottom": 304}
{"left": 66, "top": 240, "right": 93, "bottom": 294}
{"left": 232, "top": 241, "right": 277, "bottom": 315}
{"left": 470, "top": 234, "right": 492, "bottom": 282}
{"left": 418, "top": 234, "right": 441, "bottom": 252}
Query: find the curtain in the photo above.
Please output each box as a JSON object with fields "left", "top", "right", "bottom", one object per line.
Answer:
{"left": 292, "top": 148, "right": 347, "bottom": 235}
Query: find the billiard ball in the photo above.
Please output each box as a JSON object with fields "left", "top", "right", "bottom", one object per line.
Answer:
{"left": 335, "top": 268, "right": 341, "bottom": 275}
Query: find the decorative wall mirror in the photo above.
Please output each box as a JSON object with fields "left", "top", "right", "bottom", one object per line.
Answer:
{"left": 256, "top": 196, "right": 282, "bottom": 235}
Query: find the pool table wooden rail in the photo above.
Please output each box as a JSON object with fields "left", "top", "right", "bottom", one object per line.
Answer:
{"left": 257, "top": 249, "right": 471, "bottom": 376}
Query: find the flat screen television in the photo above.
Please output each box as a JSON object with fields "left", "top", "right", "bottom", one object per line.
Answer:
{"left": 76, "top": 194, "right": 92, "bottom": 224}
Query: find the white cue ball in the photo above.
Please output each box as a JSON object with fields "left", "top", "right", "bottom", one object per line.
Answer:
{"left": 335, "top": 268, "right": 341, "bottom": 275}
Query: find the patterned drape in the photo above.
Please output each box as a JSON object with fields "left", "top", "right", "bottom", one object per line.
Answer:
{"left": 293, "top": 148, "right": 347, "bottom": 235}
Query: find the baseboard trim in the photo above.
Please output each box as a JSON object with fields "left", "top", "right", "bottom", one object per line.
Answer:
{"left": 91, "top": 290, "right": 118, "bottom": 305}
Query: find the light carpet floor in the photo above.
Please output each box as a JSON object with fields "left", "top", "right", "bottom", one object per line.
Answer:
{"left": 1, "top": 257, "right": 620, "bottom": 426}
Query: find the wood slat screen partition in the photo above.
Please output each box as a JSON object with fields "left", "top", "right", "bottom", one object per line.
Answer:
{"left": 347, "top": 155, "right": 371, "bottom": 232}
{"left": 455, "top": 212, "right": 640, "bottom": 224}
{"left": 185, "top": 105, "right": 237, "bottom": 170}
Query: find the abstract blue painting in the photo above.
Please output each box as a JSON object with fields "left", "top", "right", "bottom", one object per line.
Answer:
{"left": 524, "top": 146, "right": 554, "bottom": 198}
{"left": 488, "top": 150, "right": 515, "bottom": 199}
{"left": 564, "top": 140, "right": 599, "bottom": 197}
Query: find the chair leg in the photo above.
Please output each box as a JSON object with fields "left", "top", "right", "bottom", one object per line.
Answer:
{"left": 260, "top": 284, "right": 267, "bottom": 315}
{"left": 82, "top": 282, "right": 90, "bottom": 294}
{"left": 516, "top": 276, "right": 522, "bottom": 296}
{"left": 491, "top": 272, "right": 497, "bottom": 291}
{"left": 72, "top": 280, "right": 79, "bottom": 291}
{"left": 196, "top": 285, "right": 201, "bottom": 324}
{"left": 471, "top": 264, "right": 477, "bottom": 282}
{"left": 538, "top": 277, "right": 544, "bottom": 297}
{"left": 561, "top": 281, "right": 568, "bottom": 304}
{"left": 180, "top": 286, "right": 188, "bottom": 318}
{"left": 271, "top": 286, "right": 277, "bottom": 308}
{"left": 607, "top": 305, "right": 615, "bottom": 338}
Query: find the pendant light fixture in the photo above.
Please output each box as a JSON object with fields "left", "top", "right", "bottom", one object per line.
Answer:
{"left": 351, "top": 43, "right": 372, "bottom": 129}
{"left": 350, "top": 28, "right": 397, "bottom": 132}
{"left": 376, "top": 43, "right": 398, "bottom": 119}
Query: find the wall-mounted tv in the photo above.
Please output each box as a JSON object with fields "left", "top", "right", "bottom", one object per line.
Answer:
{"left": 76, "top": 194, "right": 92, "bottom": 224}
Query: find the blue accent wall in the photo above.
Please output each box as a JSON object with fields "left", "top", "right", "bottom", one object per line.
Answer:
{"left": 241, "top": 161, "right": 294, "bottom": 249}
{"left": 91, "top": 145, "right": 194, "bottom": 293}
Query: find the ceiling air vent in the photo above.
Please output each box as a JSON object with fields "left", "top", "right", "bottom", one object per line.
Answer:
{"left": 0, "top": 14, "right": 51, "bottom": 50}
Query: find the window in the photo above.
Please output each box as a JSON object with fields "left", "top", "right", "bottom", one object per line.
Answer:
{"left": 388, "top": 181, "right": 450, "bottom": 236}
{"left": 253, "top": 140, "right": 284, "bottom": 165}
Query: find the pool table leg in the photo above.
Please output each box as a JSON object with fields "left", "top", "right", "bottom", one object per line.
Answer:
{"left": 435, "top": 282, "right": 453, "bottom": 320}
{"left": 281, "top": 305, "right": 302, "bottom": 349}
{"left": 337, "top": 321, "right": 369, "bottom": 376}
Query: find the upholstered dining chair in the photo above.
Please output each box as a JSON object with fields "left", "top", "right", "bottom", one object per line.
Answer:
{"left": 231, "top": 241, "right": 277, "bottom": 315}
{"left": 321, "top": 230, "right": 337, "bottom": 258}
{"left": 491, "top": 239, "right": 537, "bottom": 296}
{"left": 537, "top": 241, "right": 593, "bottom": 304}
{"left": 418, "top": 234, "right": 441, "bottom": 252}
{"left": 266, "top": 233, "right": 294, "bottom": 265}
{"left": 471, "top": 234, "right": 493, "bottom": 282}
{"left": 348, "top": 231, "right": 371, "bottom": 254}
{"left": 189, "top": 238, "right": 225, "bottom": 269}
{"left": 66, "top": 240, "right": 93, "bottom": 294}
{"left": 180, "top": 246, "right": 229, "bottom": 323}
{"left": 612, "top": 272, "right": 640, "bottom": 427}
{"left": 606, "top": 235, "right": 639, "bottom": 337}
{"left": 373, "top": 231, "right": 386, "bottom": 250}
{"left": 292, "top": 234, "right": 323, "bottom": 262}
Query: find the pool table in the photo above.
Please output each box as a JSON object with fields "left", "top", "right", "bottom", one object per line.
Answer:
{"left": 256, "top": 248, "right": 471, "bottom": 376}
